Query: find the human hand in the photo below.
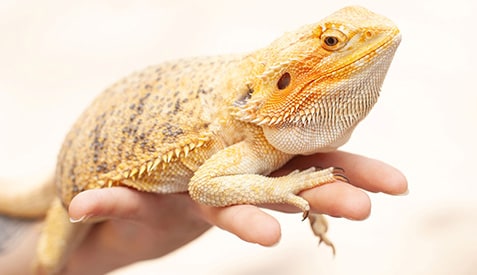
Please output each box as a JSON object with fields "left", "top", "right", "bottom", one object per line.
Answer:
{"left": 65, "top": 151, "right": 407, "bottom": 275}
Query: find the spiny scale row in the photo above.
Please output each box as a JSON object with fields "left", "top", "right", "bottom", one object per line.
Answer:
{"left": 100, "top": 136, "right": 210, "bottom": 187}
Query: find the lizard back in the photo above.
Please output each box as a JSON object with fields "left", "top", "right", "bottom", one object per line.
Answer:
{"left": 56, "top": 55, "right": 243, "bottom": 205}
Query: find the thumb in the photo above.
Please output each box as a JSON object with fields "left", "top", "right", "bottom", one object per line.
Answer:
{"left": 68, "top": 187, "right": 149, "bottom": 223}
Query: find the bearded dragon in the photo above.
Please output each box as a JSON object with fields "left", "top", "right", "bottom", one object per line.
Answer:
{"left": 0, "top": 6, "right": 401, "bottom": 274}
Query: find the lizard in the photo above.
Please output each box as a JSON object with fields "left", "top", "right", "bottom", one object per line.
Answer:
{"left": 0, "top": 6, "right": 401, "bottom": 274}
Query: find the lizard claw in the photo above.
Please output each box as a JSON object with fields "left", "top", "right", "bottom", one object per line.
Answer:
{"left": 302, "top": 210, "right": 309, "bottom": 221}
{"left": 333, "top": 166, "right": 345, "bottom": 173}
{"left": 332, "top": 167, "right": 350, "bottom": 183}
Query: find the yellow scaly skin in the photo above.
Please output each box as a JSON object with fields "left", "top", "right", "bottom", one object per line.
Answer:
{"left": 0, "top": 6, "right": 401, "bottom": 274}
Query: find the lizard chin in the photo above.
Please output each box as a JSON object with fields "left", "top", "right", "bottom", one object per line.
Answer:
{"left": 262, "top": 122, "right": 357, "bottom": 155}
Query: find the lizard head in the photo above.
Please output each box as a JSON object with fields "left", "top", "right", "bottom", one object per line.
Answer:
{"left": 232, "top": 6, "right": 401, "bottom": 154}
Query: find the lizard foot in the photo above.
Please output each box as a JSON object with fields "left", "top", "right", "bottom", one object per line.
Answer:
{"left": 277, "top": 167, "right": 346, "bottom": 220}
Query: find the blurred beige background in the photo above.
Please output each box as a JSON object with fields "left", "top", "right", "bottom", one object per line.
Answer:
{"left": 1, "top": 0, "right": 476, "bottom": 274}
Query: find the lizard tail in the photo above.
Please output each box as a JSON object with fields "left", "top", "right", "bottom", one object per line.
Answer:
{"left": 0, "top": 174, "right": 56, "bottom": 218}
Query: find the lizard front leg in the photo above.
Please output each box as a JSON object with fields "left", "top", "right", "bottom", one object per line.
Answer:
{"left": 188, "top": 132, "right": 343, "bottom": 224}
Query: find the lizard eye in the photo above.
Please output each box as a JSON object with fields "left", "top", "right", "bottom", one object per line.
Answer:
{"left": 324, "top": 36, "right": 339, "bottom": 47}
{"left": 277, "top": 72, "right": 291, "bottom": 90}
{"left": 321, "top": 29, "right": 348, "bottom": 51}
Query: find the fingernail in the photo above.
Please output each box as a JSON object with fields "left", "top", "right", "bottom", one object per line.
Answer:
{"left": 69, "top": 215, "right": 90, "bottom": 223}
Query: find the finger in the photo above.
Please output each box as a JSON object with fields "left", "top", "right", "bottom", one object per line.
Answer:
{"left": 278, "top": 151, "right": 408, "bottom": 195}
{"left": 197, "top": 204, "right": 281, "bottom": 247}
{"left": 265, "top": 181, "right": 371, "bottom": 220}
{"left": 68, "top": 187, "right": 196, "bottom": 226}
{"left": 317, "top": 151, "right": 408, "bottom": 194}
{"left": 301, "top": 181, "right": 371, "bottom": 220}
{"left": 68, "top": 187, "right": 144, "bottom": 223}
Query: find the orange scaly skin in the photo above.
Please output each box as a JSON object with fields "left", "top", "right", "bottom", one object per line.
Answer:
{"left": 0, "top": 6, "right": 401, "bottom": 274}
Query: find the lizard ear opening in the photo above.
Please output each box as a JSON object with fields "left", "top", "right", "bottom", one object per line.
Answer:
{"left": 277, "top": 72, "right": 291, "bottom": 90}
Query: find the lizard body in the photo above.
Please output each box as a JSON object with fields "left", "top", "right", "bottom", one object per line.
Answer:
{"left": 0, "top": 6, "right": 401, "bottom": 274}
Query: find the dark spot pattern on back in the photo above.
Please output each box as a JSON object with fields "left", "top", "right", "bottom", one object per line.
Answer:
{"left": 56, "top": 55, "right": 242, "bottom": 204}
